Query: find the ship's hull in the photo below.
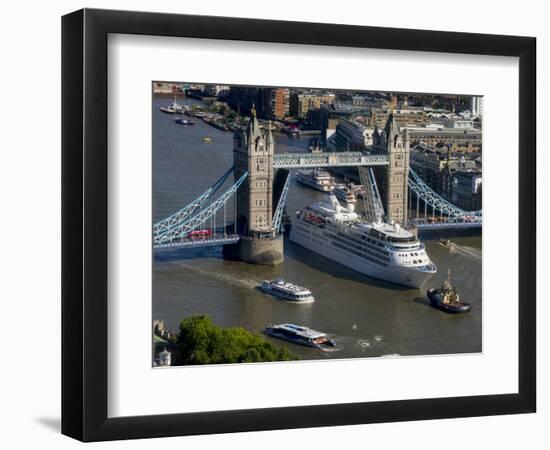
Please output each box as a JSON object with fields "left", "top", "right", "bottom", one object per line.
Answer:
{"left": 290, "top": 223, "right": 435, "bottom": 289}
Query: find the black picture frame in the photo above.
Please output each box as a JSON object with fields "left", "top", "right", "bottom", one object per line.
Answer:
{"left": 62, "top": 8, "right": 536, "bottom": 442}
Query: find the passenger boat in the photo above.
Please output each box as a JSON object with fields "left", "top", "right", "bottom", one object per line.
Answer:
{"left": 260, "top": 279, "right": 314, "bottom": 303}
{"left": 160, "top": 106, "right": 177, "bottom": 114}
{"left": 188, "top": 229, "right": 212, "bottom": 240}
{"left": 334, "top": 184, "right": 357, "bottom": 204}
{"left": 295, "top": 168, "right": 335, "bottom": 192}
{"left": 264, "top": 324, "right": 336, "bottom": 349}
{"left": 427, "top": 270, "right": 471, "bottom": 313}
{"left": 160, "top": 96, "right": 182, "bottom": 114}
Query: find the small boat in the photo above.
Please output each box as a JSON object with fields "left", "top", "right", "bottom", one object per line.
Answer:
{"left": 296, "top": 168, "right": 335, "bottom": 192}
{"left": 175, "top": 117, "right": 195, "bottom": 125}
{"left": 264, "top": 324, "right": 336, "bottom": 350}
{"left": 160, "top": 106, "right": 177, "bottom": 114}
{"left": 427, "top": 270, "right": 471, "bottom": 313}
{"left": 260, "top": 279, "right": 314, "bottom": 303}
{"left": 160, "top": 95, "right": 181, "bottom": 114}
{"left": 202, "top": 137, "right": 213, "bottom": 143}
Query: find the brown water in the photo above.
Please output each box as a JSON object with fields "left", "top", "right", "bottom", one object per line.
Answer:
{"left": 153, "top": 94, "right": 482, "bottom": 361}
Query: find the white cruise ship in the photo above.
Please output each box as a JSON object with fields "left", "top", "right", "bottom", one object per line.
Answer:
{"left": 289, "top": 195, "right": 437, "bottom": 288}
{"left": 296, "top": 168, "right": 335, "bottom": 192}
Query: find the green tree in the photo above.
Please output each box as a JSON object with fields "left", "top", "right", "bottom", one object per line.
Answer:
{"left": 177, "top": 315, "right": 298, "bottom": 365}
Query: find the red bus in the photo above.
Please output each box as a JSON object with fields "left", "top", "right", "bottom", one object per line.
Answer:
{"left": 189, "top": 229, "right": 212, "bottom": 239}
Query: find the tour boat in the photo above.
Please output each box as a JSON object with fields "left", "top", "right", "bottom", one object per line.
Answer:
{"left": 295, "top": 168, "right": 335, "bottom": 192}
{"left": 334, "top": 184, "right": 357, "bottom": 204}
{"left": 260, "top": 279, "right": 314, "bottom": 303}
{"left": 264, "top": 324, "right": 336, "bottom": 349}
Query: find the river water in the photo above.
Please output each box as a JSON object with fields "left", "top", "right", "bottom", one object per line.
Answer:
{"left": 153, "top": 94, "right": 482, "bottom": 361}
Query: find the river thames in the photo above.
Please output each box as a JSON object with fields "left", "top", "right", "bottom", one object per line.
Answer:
{"left": 153, "top": 94, "right": 482, "bottom": 361}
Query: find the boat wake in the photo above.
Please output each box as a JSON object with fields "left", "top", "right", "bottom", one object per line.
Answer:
{"left": 449, "top": 244, "right": 482, "bottom": 262}
{"left": 178, "top": 263, "right": 260, "bottom": 290}
{"left": 323, "top": 334, "right": 387, "bottom": 354}
{"left": 322, "top": 346, "right": 343, "bottom": 353}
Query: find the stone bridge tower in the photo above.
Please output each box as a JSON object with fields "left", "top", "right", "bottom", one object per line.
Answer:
{"left": 227, "top": 108, "right": 283, "bottom": 265}
{"left": 385, "top": 115, "right": 410, "bottom": 225}
{"left": 373, "top": 114, "right": 410, "bottom": 225}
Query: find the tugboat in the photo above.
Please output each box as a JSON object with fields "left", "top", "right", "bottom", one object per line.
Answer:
{"left": 427, "top": 270, "right": 471, "bottom": 313}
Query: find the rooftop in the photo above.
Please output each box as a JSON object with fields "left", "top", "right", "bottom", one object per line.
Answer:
{"left": 405, "top": 126, "right": 481, "bottom": 135}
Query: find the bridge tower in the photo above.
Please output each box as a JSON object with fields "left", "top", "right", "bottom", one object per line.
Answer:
{"left": 374, "top": 114, "right": 410, "bottom": 225}
{"left": 227, "top": 107, "right": 284, "bottom": 265}
{"left": 385, "top": 114, "right": 410, "bottom": 225}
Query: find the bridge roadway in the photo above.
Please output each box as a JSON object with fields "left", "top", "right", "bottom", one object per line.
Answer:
{"left": 414, "top": 222, "right": 482, "bottom": 231}
{"left": 154, "top": 233, "right": 240, "bottom": 249}
{"left": 273, "top": 151, "right": 388, "bottom": 169}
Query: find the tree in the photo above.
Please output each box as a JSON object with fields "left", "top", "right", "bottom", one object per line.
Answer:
{"left": 177, "top": 315, "right": 298, "bottom": 365}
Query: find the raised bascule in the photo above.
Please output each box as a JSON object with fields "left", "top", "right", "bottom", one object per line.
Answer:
{"left": 153, "top": 113, "right": 482, "bottom": 265}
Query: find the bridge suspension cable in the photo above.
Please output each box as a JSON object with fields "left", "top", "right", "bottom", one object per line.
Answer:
{"left": 408, "top": 168, "right": 481, "bottom": 221}
{"left": 272, "top": 172, "right": 291, "bottom": 232}
{"left": 153, "top": 167, "right": 234, "bottom": 236}
{"left": 358, "top": 167, "right": 385, "bottom": 222}
{"left": 368, "top": 168, "right": 385, "bottom": 220}
{"left": 153, "top": 171, "right": 248, "bottom": 247}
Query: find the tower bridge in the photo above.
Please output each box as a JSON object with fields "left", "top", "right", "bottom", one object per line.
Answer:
{"left": 153, "top": 111, "right": 481, "bottom": 261}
